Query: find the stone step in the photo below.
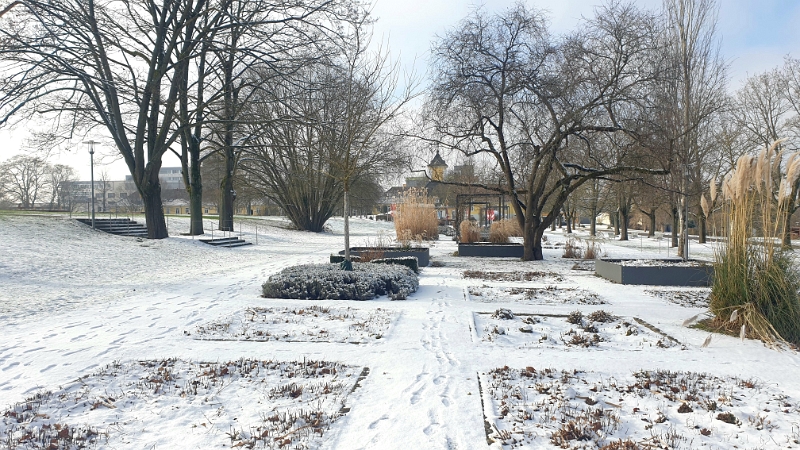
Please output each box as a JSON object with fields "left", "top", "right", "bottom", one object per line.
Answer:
{"left": 76, "top": 218, "right": 148, "bottom": 238}
{"left": 199, "top": 237, "right": 252, "bottom": 247}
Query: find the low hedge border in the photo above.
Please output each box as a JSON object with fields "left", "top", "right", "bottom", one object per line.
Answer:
{"left": 329, "top": 255, "right": 419, "bottom": 273}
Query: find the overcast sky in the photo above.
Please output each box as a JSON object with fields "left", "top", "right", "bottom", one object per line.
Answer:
{"left": 1, "top": 0, "right": 798, "bottom": 181}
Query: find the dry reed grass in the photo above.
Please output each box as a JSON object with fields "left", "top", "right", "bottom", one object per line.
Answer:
{"left": 459, "top": 220, "right": 480, "bottom": 243}
{"left": 394, "top": 189, "right": 439, "bottom": 241}
{"left": 711, "top": 140, "right": 800, "bottom": 346}
{"left": 584, "top": 240, "right": 602, "bottom": 260}
{"left": 489, "top": 219, "right": 522, "bottom": 243}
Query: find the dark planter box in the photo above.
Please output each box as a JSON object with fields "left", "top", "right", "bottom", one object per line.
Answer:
{"left": 596, "top": 258, "right": 713, "bottom": 286}
{"left": 339, "top": 247, "right": 430, "bottom": 267}
{"left": 458, "top": 243, "right": 524, "bottom": 258}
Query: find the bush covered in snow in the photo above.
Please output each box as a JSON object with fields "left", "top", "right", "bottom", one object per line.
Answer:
{"left": 262, "top": 263, "right": 418, "bottom": 300}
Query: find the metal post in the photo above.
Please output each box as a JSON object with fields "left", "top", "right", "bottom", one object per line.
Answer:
{"left": 87, "top": 141, "right": 96, "bottom": 229}
{"left": 684, "top": 164, "right": 690, "bottom": 261}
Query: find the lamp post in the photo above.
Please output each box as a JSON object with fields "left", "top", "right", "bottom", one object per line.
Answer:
{"left": 85, "top": 140, "right": 96, "bottom": 229}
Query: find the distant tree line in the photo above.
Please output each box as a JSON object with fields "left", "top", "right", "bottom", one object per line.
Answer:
{"left": 0, "top": 155, "right": 76, "bottom": 210}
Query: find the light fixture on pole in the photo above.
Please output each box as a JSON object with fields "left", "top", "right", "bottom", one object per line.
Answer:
{"left": 84, "top": 140, "right": 96, "bottom": 229}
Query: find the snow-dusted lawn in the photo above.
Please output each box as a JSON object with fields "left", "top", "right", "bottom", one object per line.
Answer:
{"left": 1, "top": 214, "right": 800, "bottom": 449}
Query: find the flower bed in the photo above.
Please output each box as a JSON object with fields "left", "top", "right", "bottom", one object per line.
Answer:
{"left": 596, "top": 258, "right": 713, "bottom": 286}
{"left": 0, "top": 359, "right": 364, "bottom": 449}
{"left": 190, "top": 306, "right": 396, "bottom": 343}
{"left": 481, "top": 366, "right": 800, "bottom": 449}
{"left": 467, "top": 285, "right": 606, "bottom": 305}
{"left": 475, "top": 309, "right": 680, "bottom": 350}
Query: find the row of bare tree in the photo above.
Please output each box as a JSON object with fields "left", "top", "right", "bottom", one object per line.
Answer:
{"left": 0, "top": 155, "right": 76, "bottom": 210}
{"left": 0, "top": 0, "right": 405, "bottom": 239}
{"left": 1, "top": 0, "right": 798, "bottom": 260}
{"left": 416, "top": 0, "right": 799, "bottom": 260}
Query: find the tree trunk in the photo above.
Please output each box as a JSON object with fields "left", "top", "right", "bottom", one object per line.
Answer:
{"left": 219, "top": 140, "right": 235, "bottom": 232}
{"left": 141, "top": 181, "right": 168, "bottom": 239}
{"left": 671, "top": 205, "right": 679, "bottom": 248}
{"left": 698, "top": 212, "right": 707, "bottom": 244}
{"left": 343, "top": 188, "right": 351, "bottom": 265}
{"left": 613, "top": 211, "right": 620, "bottom": 235}
{"left": 648, "top": 211, "right": 656, "bottom": 237}
{"left": 620, "top": 211, "right": 629, "bottom": 240}
{"left": 523, "top": 215, "right": 544, "bottom": 261}
{"left": 782, "top": 210, "right": 793, "bottom": 248}
{"left": 187, "top": 149, "right": 204, "bottom": 235}
{"left": 589, "top": 205, "right": 597, "bottom": 237}
{"left": 678, "top": 198, "right": 686, "bottom": 258}
{"left": 566, "top": 215, "right": 572, "bottom": 234}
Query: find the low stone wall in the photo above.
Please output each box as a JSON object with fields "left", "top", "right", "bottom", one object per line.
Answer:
{"left": 458, "top": 243, "right": 524, "bottom": 258}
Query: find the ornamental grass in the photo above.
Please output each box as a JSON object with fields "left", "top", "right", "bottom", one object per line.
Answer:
{"left": 394, "top": 188, "right": 439, "bottom": 241}
{"left": 710, "top": 140, "right": 800, "bottom": 346}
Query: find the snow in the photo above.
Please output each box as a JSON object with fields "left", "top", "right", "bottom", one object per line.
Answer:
{"left": 1, "top": 214, "right": 800, "bottom": 449}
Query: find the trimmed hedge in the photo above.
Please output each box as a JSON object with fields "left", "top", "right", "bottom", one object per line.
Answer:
{"left": 262, "top": 263, "right": 418, "bottom": 300}
{"left": 371, "top": 256, "right": 419, "bottom": 274}
{"left": 329, "top": 255, "right": 419, "bottom": 273}
{"left": 330, "top": 254, "right": 363, "bottom": 263}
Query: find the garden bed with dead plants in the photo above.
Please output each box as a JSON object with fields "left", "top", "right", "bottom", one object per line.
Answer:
{"left": 481, "top": 365, "right": 800, "bottom": 449}
{"left": 0, "top": 358, "right": 365, "bottom": 449}
{"left": 476, "top": 309, "right": 681, "bottom": 350}
{"left": 463, "top": 270, "right": 565, "bottom": 283}
{"left": 189, "top": 306, "right": 396, "bottom": 343}
{"left": 467, "top": 285, "right": 606, "bottom": 305}
{"left": 645, "top": 288, "right": 710, "bottom": 308}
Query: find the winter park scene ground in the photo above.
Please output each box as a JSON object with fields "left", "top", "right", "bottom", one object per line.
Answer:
{"left": 2, "top": 213, "right": 800, "bottom": 449}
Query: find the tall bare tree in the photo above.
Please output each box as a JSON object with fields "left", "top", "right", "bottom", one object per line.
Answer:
{"left": 424, "top": 3, "right": 667, "bottom": 260}
{"left": 661, "top": 0, "right": 727, "bottom": 255}
{"left": 0, "top": 155, "right": 51, "bottom": 207}
{"left": 48, "top": 164, "right": 76, "bottom": 210}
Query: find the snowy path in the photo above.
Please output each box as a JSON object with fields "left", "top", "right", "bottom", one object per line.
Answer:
{"left": 330, "top": 281, "right": 486, "bottom": 449}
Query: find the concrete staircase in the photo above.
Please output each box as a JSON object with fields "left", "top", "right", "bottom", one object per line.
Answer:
{"left": 77, "top": 218, "right": 148, "bottom": 238}
{"left": 199, "top": 237, "right": 252, "bottom": 248}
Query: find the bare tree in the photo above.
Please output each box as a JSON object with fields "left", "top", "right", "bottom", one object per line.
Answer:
{"left": 424, "top": 3, "right": 667, "bottom": 260}
{"left": 241, "top": 22, "right": 415, "bottom": 256}
{"left": 732, "top": 61, "right": 800, "bottom": 245}
{"left": 47, "top": 164, "right": 76, "bottom": 210}
{"left": 661, "top": 0, "right": 727, "bottom": 255}
{"left": 0, "top": 155, "right": 51, "bottom": 208}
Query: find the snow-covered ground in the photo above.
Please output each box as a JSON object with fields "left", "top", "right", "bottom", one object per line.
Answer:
{"left": 1, "top": 213, "right": 800, "bottom": 449}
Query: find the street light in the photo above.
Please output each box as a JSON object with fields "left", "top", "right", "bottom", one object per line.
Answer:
{"left": 84, "top": 140, "right": 96, "bottom": 229}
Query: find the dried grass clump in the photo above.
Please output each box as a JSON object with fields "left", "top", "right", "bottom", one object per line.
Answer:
{"left": 584, "top": 240, "right": 602, "bottom": 259}
{"left": 394, "top": 188, "right": 439, "bottom": 241}
{"left": 562, "top": 237, "right": 582, "bottom": 258}
{"left": 711, "top": 140, "right": 800, "bottom": 346}
{"left": 488, "top": 219, "right": 521, "bottom": 243}
{"left": 459, "top": 220, "right": 480, "bottom": 243}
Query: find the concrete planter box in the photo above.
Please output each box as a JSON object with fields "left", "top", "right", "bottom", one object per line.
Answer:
{"left": 596, "top": 259, "right": 713, "bottom": 286}
{"left": 339, "top": 247, "right": 429, "bottom": 267}
{"left": 458, "top": 243, "right": 524, "bottom": 258}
